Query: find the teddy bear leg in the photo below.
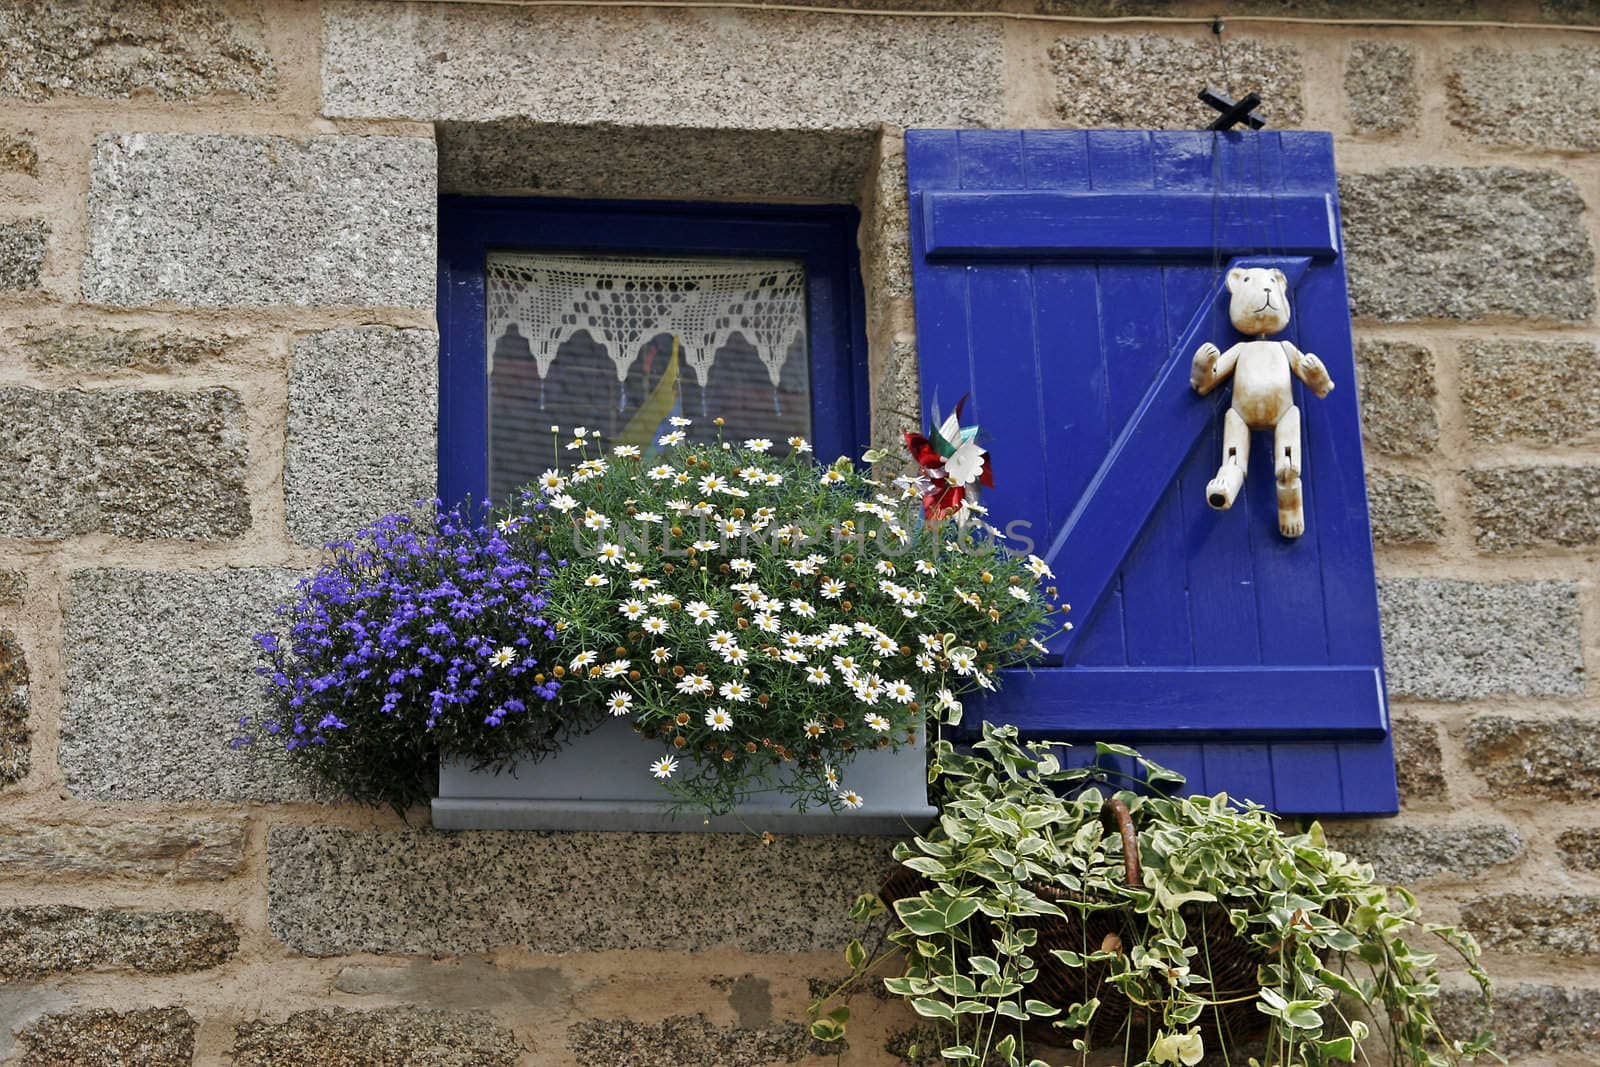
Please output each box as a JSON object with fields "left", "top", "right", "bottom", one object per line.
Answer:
{"left": 1274, "top": 406, "right": 1305, "bottom": 538}
{"left": 1274, "top": 405, "right": 1302, "bottom": 487}
{"left": 1206, "top": 408, "right": 1250, "bottom": 510}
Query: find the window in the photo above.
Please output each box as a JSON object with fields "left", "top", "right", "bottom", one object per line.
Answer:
{"left": 437, "top": 198, "right": 868, "bottom": 510}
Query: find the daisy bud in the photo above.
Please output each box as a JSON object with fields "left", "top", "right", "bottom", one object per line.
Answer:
{"left": 981, "top": 571, "right": 994, "bottom": 583}
{"left": 744, "top": 741, "right": 758, "bottom": 753}
{"left": 662, "top": 563, "right": 675, "bottom": 574}
{"left": 675, "top": 712, "right": 690, "bottom": 726}
{"left": 900, "top": 645, "right": 912, "bottom": 656}
{"left": 553, "top": 666, "right": 566, "bottom": 677}
{"left": 977, "top": 640, "right": 988, "bottom": 650}
{"left": 1008, "top": 575, "right": 1020, "bottom": 584}
{"left": 757, "top": 693, "right": 770, "bottom": 706}
{"left": 672, "top": 665, "right": 686, "bottom": 677}
{"left": 629, "top": 670, "right": 640, "bottom": 681}
{"left": 831, "top": 717, "right": 846, "bottom": 730}
{"left": 723, "top": 750, "right": 735, "bottom": 762}
{"left": 615, "top": 646, "right": 627, "bottom": 657}
{"left": 673, "top": 736, "right": 687, "bottom": 748}
{"left": 841, "top": 600, "right": 852, "bottom": 612}
{"left": 534, "top": 673, "right": 546, "bottom": 684}
{"left": 589, "top": 666, "right": 602, "bottom": 678}
{"left": 670, "top": 526, "right": 684, "bottom": 537}
{"left": 737, "top": 618, "right": 749, "bottom": 630}
{"left": 714, "top": 417, "right": 725, "bottom": 426}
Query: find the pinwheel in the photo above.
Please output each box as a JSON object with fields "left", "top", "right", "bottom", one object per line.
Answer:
{"left": 903, "top": 394, "right": 993, "bottom": 521}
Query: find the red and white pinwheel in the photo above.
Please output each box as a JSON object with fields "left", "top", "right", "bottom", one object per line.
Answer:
{"left": 903, "top": 395, "right": 994, "bottom": 521}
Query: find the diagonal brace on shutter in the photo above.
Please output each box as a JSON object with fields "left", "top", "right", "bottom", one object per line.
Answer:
{"left": 1043, "top": 256, "right": 1312, "bottom": 653}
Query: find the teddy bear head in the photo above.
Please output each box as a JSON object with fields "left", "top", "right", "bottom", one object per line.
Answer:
{"left": 1225, "top": 267, "right": 1291, "bottom": 337}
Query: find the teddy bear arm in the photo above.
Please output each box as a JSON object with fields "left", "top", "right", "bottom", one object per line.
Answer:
{"left": 1191, "top": 341, "right": 1240, "bottom": 395}
{"left": 1282, "top": 341, "right": 1335, "bottom": 397}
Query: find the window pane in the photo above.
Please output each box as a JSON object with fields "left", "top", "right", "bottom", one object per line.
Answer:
{"left": 485, "top": 251, "right": 811, "bottom": 500}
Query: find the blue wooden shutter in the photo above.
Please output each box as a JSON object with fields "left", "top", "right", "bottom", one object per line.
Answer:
{"left": 906, "top": 129, "right": 1395, "bottom": 816}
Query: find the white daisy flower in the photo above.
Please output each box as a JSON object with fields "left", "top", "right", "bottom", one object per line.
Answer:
{"left": 698, "top": 473, "right": 729, "bottom": 494}
{"left": 754, "top": 612, "right": 781, "bottom": 633}
{"left": 833, "top": 654, "right": 860, "bottom": 674}
{"left": 538, "top": 470, "right": 565, "bottom": 494}
{"left": 676, "top": 673, "right": 712, "bottom": 695}
{"left": 787, "top": 558, "right": 819, "bottom": 577}
{"left": 691, "top": 539, "right": 720, "bottom": 553}
{"left": 805, "top": 666, "right": 831, "bottom": 686}
{"left": 873, "top": 634, "right": 899, "bottom": 657}
{"left": 789, "top": 599, "right": 816, "bottom": 618}
{"left": 949, "top": 650, "right": 978, "bottom": 675}
{"left": 595, "top": 543, "right": 625, "bottom": 566}
{"left": 583, "top": 573, "right": 610, "bottom": 588}
{"left": 729, "top": 558, "right": 756, "bottom": 576}
{"left": 549, "top": 493, "right": 579, "bottom": 512}
{"left": 633, "top": 510, "right": 664, "bottom": 523}
{"left": 622, "top": 560, "right": 643, "bottom": 574}
{"left": 600, "top": 660, "right": 631, "bottom": 678}
{"left": 724, "top": 646, "right": 749, "bottom": 666}
{"left": 1007, "top": 586, "right": 1031, "bottom": 602}
{"left": 1026, "top": 554, "right": 1055, "bottom": 580}
{"left": 886, "top": 680, "right": 916, "bottom": 704}
{"left": 853, "top": 680, "right": 880, "bottom": 705}
{"left": 803, "top": 720, "right": 825, "bottom": 739}
{"left": 646, "top": 464, "right": 676, "bottom": 481}
{"left": 719, "top": 518, "right": 743, "bottom": 538}
{"left": 744, "top": 438, "right": 773, "bottom": 452}
{"left": 820, "top": 469, "right": 846, "bottom": 486}
{"left": 823, "top": 764, "right": 841, "bottom": 791}
{"left": 820, "top": 579, "right": 846, "bottom": 600}
{"left": 641, "top": 616, "right": 668, "bottom": 636}
{"left": 915, "top": 652, "right": 936, "bottom": 674}
{"left": 685, "top": 600, "right": 718, "bottom": 626}
{"left": 788, "top": 436, "right": 812, "bottom": 452}
{"left": 658, "top": 430, "right": 686, "bottom": 446}
{"left": 647, "top": 592, "right": 675, "bottom": 607}
{"left": 607, "top": 691, "right": 633, "bottom": 716}
{"left": 612, "top": 444, "right": 641, "bottom": 458}
{"left": 569, "top": 651, "right": 598, "bottom": 670}
{"left": 618, "top": 599, "right": 646, "bottom": 620}
{"left": 718, "top": 681, "right": 751, "bottom": 703}
{"left": 583, "top": 511, "right": 612, "bottom": 531}
{"left": 763, "top": 473, "right": 782, "bottom": 486}
{"left": 840, "top": 789, "right": 864, "bottom": 809}
{"left": 915, "top": 559, "right": 937, "bottom": 576}
{"left": 631, "top": 577, "right": 660, "bottom": 591}
{"left": 488, "top": 646, "right": 516, "bottom": 667}
{"left": 704, "top": 707, "right": 734, "bottom": 731}
{"left": 650, "top": 647, "right": 673, "bottom": 664}
{"left": 650, "top": 755, "right": 678, "bottom": 779}
{"left": 875, "top": 560, "right": 896, "bottom": 576}
{"left": 936, "top": 688, "right": 961, "bottom": 714}
{"left": 669, "top": 415, "right": 693, "bottom": 427}
{"left": 779, "top": 649, "right": 807, "bottom": 664}
{"left": 864, "top": 712, "right": 891, "bottom": 732}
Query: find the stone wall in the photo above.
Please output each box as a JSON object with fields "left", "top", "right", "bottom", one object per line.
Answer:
{"left": 1, "top": 1, "right": 1598, "bottom": 1064}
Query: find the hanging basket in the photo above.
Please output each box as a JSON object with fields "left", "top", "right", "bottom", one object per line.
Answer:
{"left": 879, "top": 797, "right": 1276, "bottom": 1054}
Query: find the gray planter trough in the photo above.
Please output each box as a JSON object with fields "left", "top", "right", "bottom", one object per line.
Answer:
{"left": 432, "top": 717, "right": 937, "bottom": 834}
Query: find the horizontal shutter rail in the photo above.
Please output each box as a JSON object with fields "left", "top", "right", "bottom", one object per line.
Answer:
{"left": 967, "top": 666, "right": 1387, "bottom": 740}
{"left": 1045, "top": 255, "right": 1312, "bottom": 656}
{"left": 922, "top": 191, "right": 1339, "bottom": 260}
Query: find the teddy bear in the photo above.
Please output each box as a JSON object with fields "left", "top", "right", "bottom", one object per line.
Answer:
{"left": 1190, "top": 266, "right": 1333, "bottom": 539}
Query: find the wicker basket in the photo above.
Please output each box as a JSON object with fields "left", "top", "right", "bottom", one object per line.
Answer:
{"left": 880, "top": 798, "right": 1274, "bottom": 1055}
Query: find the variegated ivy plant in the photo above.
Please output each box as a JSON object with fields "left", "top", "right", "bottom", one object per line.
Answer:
{"left": 810, "top": 724, "right": 1499, "bottom": 1067}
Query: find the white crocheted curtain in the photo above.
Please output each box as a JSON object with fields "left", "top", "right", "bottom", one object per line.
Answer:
{"left": 486, "top": 251, "right": 808, "bottom": 394}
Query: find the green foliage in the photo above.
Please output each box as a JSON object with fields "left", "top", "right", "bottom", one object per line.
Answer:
{"left": 810, "top": 724, "right": 1500, "bottom": 1067}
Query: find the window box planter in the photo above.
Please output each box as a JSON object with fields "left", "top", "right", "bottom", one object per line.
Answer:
{"left": 432, "top": 717, "right": 937, "bottom": 834}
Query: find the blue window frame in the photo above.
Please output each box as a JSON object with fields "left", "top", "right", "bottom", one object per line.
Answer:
{"left": 436, "top": 197, "right": 869, "bottom": 509}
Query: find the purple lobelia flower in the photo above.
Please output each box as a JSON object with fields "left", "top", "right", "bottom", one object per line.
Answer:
{"left": 237, "top": 501, "right": 589, "bottom": 812}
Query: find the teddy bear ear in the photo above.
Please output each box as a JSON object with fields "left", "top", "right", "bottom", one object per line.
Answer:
{"left": 1225, "top": 267, "right": 1248, "bottom": 293}
{"left": 1270, "top": 268, "right": 1288, "bottom": 291}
